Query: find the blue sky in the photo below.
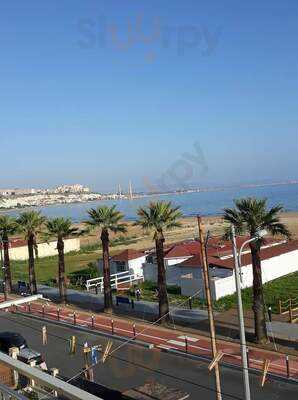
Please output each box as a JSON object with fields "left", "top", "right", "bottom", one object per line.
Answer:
{"left": 1, "top": 1, "right": 298, "bottom": 192}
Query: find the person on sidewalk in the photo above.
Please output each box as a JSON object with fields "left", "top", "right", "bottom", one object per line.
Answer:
{"left": 135, "top": 288, "right": 141, "bottom": 301}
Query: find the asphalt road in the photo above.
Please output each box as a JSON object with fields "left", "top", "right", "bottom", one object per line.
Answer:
{"left": 0, "top": 311, "right": 297, "bottom": 400}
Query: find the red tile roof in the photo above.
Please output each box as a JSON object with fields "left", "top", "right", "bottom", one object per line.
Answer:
{"left": 150, "top": 240, "right": 201, "bottom": 259}
{"left": 179, "top": 240, "right": 298, "bottom": 270}
{"left": 111, "top": 249, "right": 145, "bottom": 262}
{"left": 0, "top": 238, "right": 27, "bottom": 249}
{"left": 160, "top": 237, "right": 277, "bottom": 260}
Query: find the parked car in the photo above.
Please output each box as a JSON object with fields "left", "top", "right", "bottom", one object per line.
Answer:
{"left": 0, "top": 332, "right": 43, "bottom": 366}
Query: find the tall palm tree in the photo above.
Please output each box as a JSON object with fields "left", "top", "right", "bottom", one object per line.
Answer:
{"left": 17, "top": 211, "right": 46, "bottom": 294}
{"left": 85, "top": 205, "right": 127, "bottom": 312}
{"left": 223, "top": 197, "right": 291, "bottom": 343}
{"left": 45, "top": 217, "right": 78, "bottom": 303}
{"left": 0, "top": 215, "right": 18, "bottom": 293}
{"left": 135, "top": 201, "right": 182, "bottom": 322}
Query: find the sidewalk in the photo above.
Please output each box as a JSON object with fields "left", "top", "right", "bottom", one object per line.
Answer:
{"left": 37, "top": 285, "right": 210, "bottom": 325}
{"left": 214, "top": 307, "right": 298, "bottom": 345}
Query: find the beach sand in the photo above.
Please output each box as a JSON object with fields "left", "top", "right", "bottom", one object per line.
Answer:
{"left": 79, "top": 211, "right": 298, "bottom": 253}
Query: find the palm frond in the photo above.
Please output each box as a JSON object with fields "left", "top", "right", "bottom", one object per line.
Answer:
{"left": 45, "top": 217, "right": 78, "bottom": 238}
{"left": 85, "top": 205, "right": 127, "bottom": 235}
{"left": 135, "top": 201, "right": 182, "bottom": 239}
{"left": 223, "top": 197, "right": 290, "bottom": 240}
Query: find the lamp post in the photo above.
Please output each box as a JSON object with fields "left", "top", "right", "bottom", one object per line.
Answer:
{"left": 231, "top": 226, "right": 267, "bottom": 400}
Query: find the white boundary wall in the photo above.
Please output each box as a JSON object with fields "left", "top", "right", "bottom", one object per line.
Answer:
{"left": 181, "top": 249, "right": 298, "bottom": 300}
{"left": 8, "top": 238, "right": 80, "bottom": 261}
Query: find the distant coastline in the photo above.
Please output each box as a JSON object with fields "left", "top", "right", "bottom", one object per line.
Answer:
{"left": 1, "top": 180, "right": 298, "bottom": 213}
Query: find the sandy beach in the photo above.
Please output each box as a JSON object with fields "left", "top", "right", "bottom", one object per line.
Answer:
{"left": 79, "top": 211, "right": 298, "bottom": 253}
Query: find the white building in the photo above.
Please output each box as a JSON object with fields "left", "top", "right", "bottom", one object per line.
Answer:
{"left": 142, "top": 238, "right": 298, "bottom": 300}
{"left": 98, "top": 249, "right": 146, "bottom": 278}
{"left": 1, "top": 238, "right": 80, "bottom": 260}
{"left": 53, "top": 184, "right": 90, "bottom": 194}
{"left": 180, "top": 239, "right": 298, "bottom": 300}
{"left": 142, "top": 241, "right": 200, "bottom": 286}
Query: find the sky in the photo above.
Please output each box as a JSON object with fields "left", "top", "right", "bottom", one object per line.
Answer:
{"left": 1, "top": 1, "right": 298, "bottom": 192}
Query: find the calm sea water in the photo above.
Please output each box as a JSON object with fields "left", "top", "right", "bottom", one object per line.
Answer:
{"left": 4, "top": 184, "right": 298, "bottom": 223}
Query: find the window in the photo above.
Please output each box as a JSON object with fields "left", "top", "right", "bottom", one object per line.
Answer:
{"left": 116, "top": 261, "right": 126, "bottom": 272}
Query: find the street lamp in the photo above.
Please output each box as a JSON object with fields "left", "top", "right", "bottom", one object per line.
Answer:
{"left": 230, "top": 226, "right": 267, "bottom": 400}
{"left": 238, "top": 229, "right": 267, "bottom": 283}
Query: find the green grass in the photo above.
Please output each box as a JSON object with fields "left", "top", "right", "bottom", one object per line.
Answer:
{"left": 10, "top": 234, "right": 138, "bottom": 284}
{"left": 213, "top": 272, "right": 298, "bottom": 313}
{"left": 110, "top": 235, "right": 138, "bottom": 247}
{"left": 10, "top": 251, "right": 100, "bottom": 284}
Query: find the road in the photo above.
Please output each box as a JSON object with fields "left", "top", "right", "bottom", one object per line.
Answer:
{"left": 0, "top": 311, "right": 297, "bottom": 400}
{"left": 11, "top": 300, "right": 298, "bottom": 380}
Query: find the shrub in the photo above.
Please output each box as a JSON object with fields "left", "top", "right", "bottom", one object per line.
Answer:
{"left": 67, "top": 262, "right": 99, "bottom": 287}
{"left": 167, "top": 285, "right": 181, "bottom": 295}
{"left": 140, "top": 281, "right": 158, "bottom": 291}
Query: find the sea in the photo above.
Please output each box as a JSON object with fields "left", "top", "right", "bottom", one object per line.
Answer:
{"left": 3, "top": 184, "right": 298, "bottom": 223}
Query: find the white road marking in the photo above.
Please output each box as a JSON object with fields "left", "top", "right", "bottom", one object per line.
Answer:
{"left": 177, "top": 336, "right": 199, "bottom": 342}
{"left": 167, "top": 339, "right": 187, "bottom": 347}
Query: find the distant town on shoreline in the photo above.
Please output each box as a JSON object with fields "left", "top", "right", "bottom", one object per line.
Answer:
{"left": 1, "top": 180, "right": 298, "bottom": 211}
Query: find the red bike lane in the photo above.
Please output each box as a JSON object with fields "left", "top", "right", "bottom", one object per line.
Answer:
{"left": 6, "top": 300, "right": 297, "bottom": 383}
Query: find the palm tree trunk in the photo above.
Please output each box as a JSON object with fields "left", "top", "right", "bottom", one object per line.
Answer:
{"left": 3, "top": 235, "right": 12, "bottom": 293}
{"left": 101, "top": 229, "right": 113, "bottom": 312}
{"left": 57, "top": 236, "right": 66, "bottom": 304}
{"left": 250, "top": 241, "right": 268, "bottom": 343}
{"left": 155, "top": 236, "right": 169, "bottom": 322}
{"left": 28, "top": 234, "right": 37, "bottom": 294}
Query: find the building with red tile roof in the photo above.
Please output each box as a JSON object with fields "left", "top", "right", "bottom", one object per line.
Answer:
{"left": 98, "top": 248, "right": 146, "bottom": 277}
{"left": 111, "top": 249, "right": 145, "bottom": 262}
{"left": 142, "top": 237, "right": 298, "bottom": 300}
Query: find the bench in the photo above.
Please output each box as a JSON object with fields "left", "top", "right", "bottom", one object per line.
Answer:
{"left": 17, "top": 281, "right": 29, "bottom": 295}
{"left": 116, "top": 296, "right": 134, "bottom": 309}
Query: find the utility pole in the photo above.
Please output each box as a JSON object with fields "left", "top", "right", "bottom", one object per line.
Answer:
{"left": 231, "top": 225, "right": 251, "bottom": 400}
{"left": 197, "top": 216, "right": 222, "bottom": 400}
{"left": 0, "top": 235, "right": 7, "bottom": 301}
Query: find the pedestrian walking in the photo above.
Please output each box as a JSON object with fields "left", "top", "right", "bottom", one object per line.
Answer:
{"left": 135, "top": 288, "right": 141, "bottom": 301}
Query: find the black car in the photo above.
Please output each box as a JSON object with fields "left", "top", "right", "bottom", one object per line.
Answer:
{"left": 0, "top": 332, "right": 27, "bottom": 352}
{"left": 0, "top": 331, "right": 43, "bottom": 365}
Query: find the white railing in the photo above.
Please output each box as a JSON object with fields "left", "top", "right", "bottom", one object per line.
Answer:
{"left": 0, "top": 295, "right": 43, "bottom": 309}
{"left": 0, "top": 382, "right": 27, "bottom": 400}
{"left": 0, "top": 352, "right": 101, "bottom": 400}
{"left": 86, "top": 271, "right": 143, "bottom": 292}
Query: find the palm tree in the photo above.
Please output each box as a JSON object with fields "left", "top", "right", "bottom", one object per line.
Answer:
{"left": 45, "top": 217, "right": 78, "bottom": 303}
{"left": 17, "top": 211, "right": 46, "bottom": 294}
{"left": 0, "top": 215, "right": 18, "bottom": 293}
{"left": 223, "top": 197, "right": 291, "bottom": 343}
{"left": 135, "top": 201, "right": 182, "bottom": 322}
{"left": 85, "top": 205, "right": 127, "bottom": 312}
